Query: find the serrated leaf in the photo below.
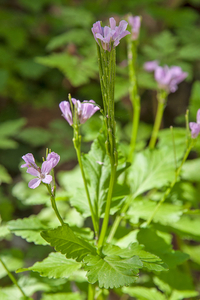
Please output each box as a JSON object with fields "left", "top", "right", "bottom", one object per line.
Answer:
{"left": 41, "top": 292, "right": 83, "bottom": 300}
{"left": 17, "top": 252, "right": 81, "bottom": 279}
{"left": 41, "top": 224, "right": 96, "bottom": 262}
{"left": 103, "top": 243, "right": 167, "bottom": 272}
{"left": 8, "top": 216, "right": 49, "bottom": 245}
{"left": 127, "top": 148, "right": 178, "bottom": 197}
{"left": 84, "top": 254, "right": 142, "bottom": 289}
{"left": 123, "top": 286, "right": 167, "bottom": 300}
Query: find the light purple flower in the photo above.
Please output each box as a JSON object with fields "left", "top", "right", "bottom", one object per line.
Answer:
{"left": 144, "top": 60, "right": 159, "bottom": 72}
{"left": 91, "top": 17, "right": 130, "bottom": 51}
{"left": 21, "top": 153, "right": 38, "bottom": 169}
{"left": 59, "top": 98, "right": 100, "bottom": 126}
{"left": 128, "top": 16, "right": 141, "bottom": 41}
{"left": 189, "top": 109, "right": 200, "bottom": 138}
{"left": 21, "top": 152, "right": 60, "bottom": 189}
{"left": 154, "top": 65, "right": 187, "bottom": 93}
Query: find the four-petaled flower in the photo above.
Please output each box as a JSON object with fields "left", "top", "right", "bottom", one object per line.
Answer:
{"left": 128, "top": 15, "right": 141, "bottom": 41}
{"left": 143, "top": 60, "right": 159, "bottom": 72}
{"left": 189, "top": 109, "right": 200, "bottom": 139}
{"left": 59, "top": 98, "right": 100, "bottom": 126}
{"left": 91, "top": 17, "right": 130, "bottom": 51}
{"left": 21, "top": 152, "right": 60, "bottom": 189}
{"left": 154, "top": 65, "right": 187, "bottom": 93}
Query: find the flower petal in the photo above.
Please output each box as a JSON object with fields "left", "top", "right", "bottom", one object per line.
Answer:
{"left": 42, "top": 174, "right": 52, "bottom": 184}
{"left": 41, "top": 161, "right": 53, "bottom": 174}
{"left": 28, "top": 178, "right": 41, "bottom": 189}
{"left": 21, "top": 153, "right": 38, "bottom": 169}
{"left": 59, "top": 101, "right": 73, "bottom": 126}
{"left": 47, "top": 152, "right": 60, "bottom": 168}
{"left": 27, "top": 167, "right": 40, "bottom": 177}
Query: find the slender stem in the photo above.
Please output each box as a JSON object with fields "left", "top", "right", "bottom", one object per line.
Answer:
{"left": 98, "top": 159, "right": 117, "bottom": 249}
{"left": 74, "top": 142, "right": 99, "bottom": 239}
{"left": 50, "top": 195, "right": 64, "bottom": 225}
{"left": 46, "top": 185, "right": 64, "bottom": 225}
{"left": 0, "top": 257, "right": 28, "bottom": 299}
{"left": 149, "top": 90, "right": 167, "bottom": 149}
{"left": 127, "top": 39, "right": 140, "bottom": 161}
{"left": 146, "top": 140, "right": 194, "bottom": 226}
{"left": 88, "top": 283, "right": 95, "bottom": 300}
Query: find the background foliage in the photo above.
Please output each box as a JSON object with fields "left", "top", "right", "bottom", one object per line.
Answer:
{"left": 1, "top": 0, "right": 200, "bottom": 299}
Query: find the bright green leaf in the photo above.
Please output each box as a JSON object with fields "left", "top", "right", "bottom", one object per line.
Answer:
{"left": 17, "top": 252, "right": 81, "bottom": 279}
{"left": 41, "top": 224, "right": 97, "bottom": 262}
{"left": 123, "top": 286, "right": 167, "bottom": 300}
{"left": 41, "top": 292, "right": 83, "bottom": 300}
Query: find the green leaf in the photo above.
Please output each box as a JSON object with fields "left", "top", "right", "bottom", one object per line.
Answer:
{"left": 46, "top": 29, "right": 91, "bottom": 51}
{"left": 182, "top": 158, "right": 200, "bottom": 182}
{"left": 41, "top": 292, "right": 83, "bottom": 300}
{"left": 8, "top": 216, "right": 49, "bottom": 245}
{"left": 61, "top": 7, "right": 94, "bottom": 28}
{"left": 41, "top": 224, "right": 97, "bottom": 262}
{"left": 169, "top": 290, "right": 199, "bottom": 300}
{"left": 0, "top": 165, "right": 12, "bottom": 184}
{"left": 127, "top": 148, "right": 178, "bottom": 197}
{"left": 128, "top": 199, "right": 184, "bottom": 225}
{"left": 122, "top": 286, "right": 167, "bottom": 300}
{"left": 182, "top": 244, "right": 200, "bottom": 265}
{"left": 84, "top": 254, "right": 142, "bottom": 289}
{"left": 17, "top": 252, "right": 81, "bottom": 279}
{"left": 0, "top": 249, "right": 24, "bottom": 279}
{"left": 103, "top": 243, "right": 167, "bottom": 272}
{"left": 137, "top": 229, "right": 189, "bottom": 269}
{"left": 0, "top": 118, "right": 26, "bottom": 137}
{"left": 178, "top": 44, "right": 200, "bottom": 61}
{"left": 17, "top": 127, "right": 51, "bottom": 146}
{"left": 169, "top": 215, "right": 200, "bottom": 240}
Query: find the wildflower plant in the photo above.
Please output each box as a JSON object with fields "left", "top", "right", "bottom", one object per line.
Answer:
{"left": 1, "top": 15, "right": 200, "bottom": 300}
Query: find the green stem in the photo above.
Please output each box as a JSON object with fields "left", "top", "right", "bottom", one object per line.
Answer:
{"left": 98, "top": 159, "right": 117, "bottom": 250}
{"left": 75, "top": 142, "right": 99, "bottom": 239}
{"left": 0, "top": 257, "right": 28, "bottom": 299}
{"left": 46, "top": 185, "right": 64, "bottom": 226}
{"left": 149, "top": 90, "right": 167, "bottom": 150}
{"left": 50, "top": 195, "right": 64, "bottom": 225}
{"left": 88, "top": 283, "right": 95, "bottom": 300}
{"left": 146, "top": 140, "right": 194, "bottom": 226}
{"left": 127, "top": 39, "right": 140, "bottom": 161}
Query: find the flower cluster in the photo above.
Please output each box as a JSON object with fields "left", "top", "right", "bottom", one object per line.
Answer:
{"left": 128, "top": 15, "right": 141, "bottom": 41}
{"left": 59, "top": 98, "right": 100, "bottom": 126}
{"left": 21, "top": 152, "right": 60, "bottom": 189}
{"left": 144, "top": 61, "right": 187, "bottom": 93}
{"left": 189, "top": 109, "right": 200, "bottom": 138}
{"left": 91, "top": 17, "right": 130, "bottom": 51}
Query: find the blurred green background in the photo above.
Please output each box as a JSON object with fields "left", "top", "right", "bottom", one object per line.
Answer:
{"left": 1, "top": 0, "right": 200, "bottom": 209}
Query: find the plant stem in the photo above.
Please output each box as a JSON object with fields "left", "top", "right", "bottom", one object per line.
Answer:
{"left": 88, "top": 283, "right": 95, "bottom": 300}
{"left": 149, "top": 90, "right": 167, "bottom": 149}
{"left": 46, "top": 185, "right": 64, "bottom": 226}
{"left": 74, "top": 141, "right": 99, "bottom": 239}
{"left": 98, "top": 158, "right": 117, "bottom": 250}
{"left": 127, "top": 39, "right": 140, "bottom": 161}
{"left": 0, "top": 257, "right": 28, "bottom": 299}
{"left": 146, "top": 140, "right": 194, "bottom": 226}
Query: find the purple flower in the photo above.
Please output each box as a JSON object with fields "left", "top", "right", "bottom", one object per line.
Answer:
{"left": 59, "top": 98, "right": 100, "bottom": 126}
{"left": 21, "top": 152, "right": 60, "bottom": 189}
{"left": 154, "top": 65, "right": 187, "bottom": 93}
{"left": 128, "top": 16, "right": 141, "bottom": 41}
{"left": 91, "top": 17, "right": 130, "bottom": 51}
{"left": 144, "top": 60, "right": 159, "bottom": 72}
{"left": 189, "top": 109, "right": 200, "bottom": 138}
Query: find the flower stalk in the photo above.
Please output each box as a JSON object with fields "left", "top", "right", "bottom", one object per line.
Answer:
{"left": 127, "top": 38, "right": 140, "bottom": 161}
{"left": 149, "top": 89, "right": 167, "bottom": 149}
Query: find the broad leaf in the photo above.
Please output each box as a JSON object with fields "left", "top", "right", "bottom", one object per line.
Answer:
{"left": 122, "top": 286, "right": 167, "bottom": 300}
{"left": 84, "top": 254, "right": 142, "bottom": 289}
{"left": 137, "top": 229, "right": 189, "bottom": 269}
{"left": 41, "top": 224, "right": 96, "bottom": 262}
{"left": 8, "top": 216, "right": 49, "bottom": 245}
{"left": 127, "top": 147, "right": 179, "bottom": 198}
{"left": 128, "top": 199, "right": 184, "bottom": 225}
{"left": 169, "top": 290, "right": 199, "bottom": 300}
{"left": 17, "top": 252, "right": 81, "bottom": 279}
{"left": 169, "top": 215, "right": 200, "bottom": 240}
{"left": 0, "top": 249, "right": 23, "bottom": 279}
{"left": 103, "top": 243, "right": 167, "bottom": 272}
